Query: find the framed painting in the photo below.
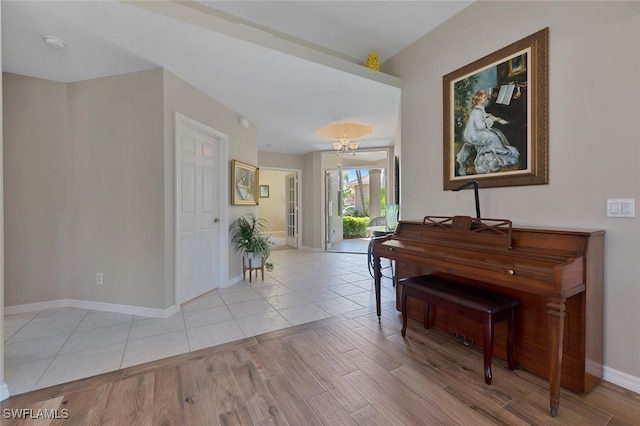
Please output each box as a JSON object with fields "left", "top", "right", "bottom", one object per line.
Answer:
{"left": 260, "top": 185, "right": 270, "bottom": 198}
{"left": 231, "top": 160, "right": 259, "bottom": 205}
{"left": 443, "top": 28, "right": 548, "bottom": 190}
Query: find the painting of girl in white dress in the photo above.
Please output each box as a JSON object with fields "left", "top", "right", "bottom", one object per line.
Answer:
{"left": 456, "top": 90, "right": 520, "bottom": 176}
{"left": 443, "top": 28, "right": 548, "bottom": 190}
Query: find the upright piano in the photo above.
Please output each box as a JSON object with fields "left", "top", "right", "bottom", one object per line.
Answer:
{"left": 372, "top": 216, "right": 604, "bottom": 417}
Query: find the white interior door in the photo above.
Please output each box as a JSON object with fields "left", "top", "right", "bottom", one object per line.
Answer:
{"left": 176, "top": 115, "right": 224, "bottom": 304}
{"left": 285, "top": 173, "right": 298, "bottom": 248}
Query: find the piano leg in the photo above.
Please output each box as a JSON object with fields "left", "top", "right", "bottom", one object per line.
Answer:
{"left": 374, "top": 254, "right": 382, "bottom": 319}
{"left": 547, "top": 297, "right": 566, "bottom": 417}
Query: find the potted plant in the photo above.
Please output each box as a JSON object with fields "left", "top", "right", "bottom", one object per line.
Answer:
{"left": 229, "top": 212, "right": 275, "bottom": 272}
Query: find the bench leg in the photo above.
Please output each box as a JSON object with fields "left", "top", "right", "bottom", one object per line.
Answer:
{"left": 483, "top": 315, "right": 494, "bottom": 385}
{"left": 507, "top": 307, "right": 516, "bottom": 370}
{"left": 401, "top": 290, "right": 408, "bottom": 337}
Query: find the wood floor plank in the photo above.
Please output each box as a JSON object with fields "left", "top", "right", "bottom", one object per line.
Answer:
{"left": 262, "top": 338, "right": 326, "bottom": 399}
{"left": 503, "top": 398, "right": 563, "bottom": 426}
{"left": 264, "top": 373, "right": 324, "bottom": 426}
{"left": 243, "top": 343, "right": 285, "bottom": 379}
{"left": 305, "top": 329, "right": 359, "bottom": 376}
{"left": 98, "top": 375, "right": 140, "bottom": 425}
{"left": 348, "top": 404, "right": 393, "bottom": 426}
{"left": 391, "top": 364, "right": 496, "bottom": 426}
{"left": 331, "top": 322, "right": 403, "bottom": 372}
{"left": 581, "top": 380, "right": 640, "bottom": 424}
{"left": 345, "top": 348, "right": 470, "bottom": 424}
{"left": 179, "top": 359, "right": 222, "bottom": 426}
{"left": 342, "top": 369, "right": 427, "bottom": 425}
{"left": 305, "top": 391, "right": 357, "bottom": 426}
{"left": 49, "top": 384, "right": 111, "bottom": 426}
{"left": 205, "top": 351, "right": 252, "bottom": 421}
{"left": 351, "top": 313, "right": 399, "bottom": 337}
{"left": 392, "top": 317, "right": 477, "bottom": 364}
{"left": 107, "top": 372, "right": 154, "bottom": 426}
{"left": 362, "top": 325, "right": 460, "bottom": 388}
{"left": 443, "top": 380, "right": 528, "bottom": 426}
{"left": 444, "top": 375, "right": 514, "bottom": 408}
{"left": 152, "top": 366, "right": 185, "bottom": 426}
{"left": 231, "top": 361, "right": 287, "bottom": 425}
{"left": 313, "top": 325, "right": 358, "bottom": 354}
{"left": 288, "top": 333, "right": 368, "bottom": 414}
{"left": 607, "top": 416, "right": 638, "bottom": 426}
{"left": 218, "top": 407, "right": 254, "bottom": 426}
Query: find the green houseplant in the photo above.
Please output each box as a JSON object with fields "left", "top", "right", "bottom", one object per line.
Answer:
{"left": 229, "top": 212, "right": 274, "bottom": 271}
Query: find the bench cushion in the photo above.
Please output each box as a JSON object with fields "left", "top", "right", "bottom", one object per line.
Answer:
{"left": 399, "top": 275, "right": 519, "bottom": 314}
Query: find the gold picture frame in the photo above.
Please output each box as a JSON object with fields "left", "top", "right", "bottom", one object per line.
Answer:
{"left": 443, "top": 28, "right": 548, "bottom": 190}
{"left": 231, "top": 160, "right": 259, "bottom": 205}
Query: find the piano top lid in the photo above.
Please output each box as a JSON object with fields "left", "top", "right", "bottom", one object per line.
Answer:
{"left": 384, "top": 216, "right": 604, "bottom": 260}
{"left": 421, "top": 216, "right": 513, "bottom": 251}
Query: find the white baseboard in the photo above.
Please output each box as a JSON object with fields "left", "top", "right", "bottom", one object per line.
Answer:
{"left": 604, "top": 366, "right": 640, "bottom": 394}
{"left": 0, "top": 383, "right": 10, "bottom": 401}
{"left": 4, "top": 299, "right": 180, "bottom": 319}
{"left": 225, "top": 275, "right": 243, "bottom": 288}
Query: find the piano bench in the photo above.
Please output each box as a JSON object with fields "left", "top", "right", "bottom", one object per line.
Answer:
{"left": 399, "top": 275, "right": 519, "bottom": 385}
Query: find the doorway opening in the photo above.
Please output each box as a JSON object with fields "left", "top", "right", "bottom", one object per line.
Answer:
{"left": 322, "top": 149, "right": 392, "bottom": 253}
{"left": 258, "top": 168, "right": 301, "bottom": 251}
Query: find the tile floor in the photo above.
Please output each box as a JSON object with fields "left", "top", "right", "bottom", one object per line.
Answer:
{"left": 3, "top": 248, "right": 396, "bottom": 395}
{"left": 327, "top": 237, "right": 371, "bottom": 253}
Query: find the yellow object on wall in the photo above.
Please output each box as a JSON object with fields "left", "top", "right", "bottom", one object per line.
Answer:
{"left": 366, "top": 52, "right": 380, "bottom": 71}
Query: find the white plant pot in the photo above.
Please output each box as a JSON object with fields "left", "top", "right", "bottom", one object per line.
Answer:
{"left": 243, "top": 252, "right": 263, "bottom": 268}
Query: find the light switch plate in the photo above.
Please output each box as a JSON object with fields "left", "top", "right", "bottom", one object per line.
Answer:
{"left": 607, "top": 199, "right": 635, "bottom": 218}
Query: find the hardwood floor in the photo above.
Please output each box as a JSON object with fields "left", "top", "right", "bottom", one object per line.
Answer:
{"left": 2, "top": 302, "right": 639, "bottom": 425}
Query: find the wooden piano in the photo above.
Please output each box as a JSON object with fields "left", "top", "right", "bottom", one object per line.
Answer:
{"left": 372, "top": 216, "right": 604, "bottom": 417}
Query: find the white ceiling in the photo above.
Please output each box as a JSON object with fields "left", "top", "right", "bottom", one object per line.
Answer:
{"left": 2, "top": 1, "right": 473, "bottom": 155}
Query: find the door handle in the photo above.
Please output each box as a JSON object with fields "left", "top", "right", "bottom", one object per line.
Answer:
{"left": 213, "top": 218, "right": 220, "bottom": 223}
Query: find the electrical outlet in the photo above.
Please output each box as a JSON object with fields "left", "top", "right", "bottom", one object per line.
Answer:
{"left": 96, "top": 272, "right": 103, "bottom": 285}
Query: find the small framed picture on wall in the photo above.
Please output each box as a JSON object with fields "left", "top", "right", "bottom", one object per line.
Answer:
{"left": 260, "top": 185, "right": 270, "bottom": 198}
{"left": 231, "top": 160, "right": 259, "bottom": 205}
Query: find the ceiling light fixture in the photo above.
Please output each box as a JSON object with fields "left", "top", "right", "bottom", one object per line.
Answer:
{"left": 318, "top": 122, "right": 372, "bottom": 156}
{"left": 43, "top": 36, "right": 67, "bottom": 50}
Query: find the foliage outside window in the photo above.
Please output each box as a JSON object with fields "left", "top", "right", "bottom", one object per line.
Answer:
{"left": 342, "top": 216, "right": 370, "bottom": 238}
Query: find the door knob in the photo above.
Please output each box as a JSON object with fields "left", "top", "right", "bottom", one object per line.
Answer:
{"left": 213, "top": 218, "right": 220, "bottom": 223}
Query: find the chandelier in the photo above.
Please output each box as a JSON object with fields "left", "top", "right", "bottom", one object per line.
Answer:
{"left": 333, "top": 138, "right": 360, "bottom": 156}
{"left": 317, "top": 122, "right": 372, "bottom": 156}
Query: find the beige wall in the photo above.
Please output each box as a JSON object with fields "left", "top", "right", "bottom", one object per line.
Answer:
{"left": 4, "top": 70, "right": 166, "bottom": 308}
{"left": 302, "top": 151, "right": 323, "bottom": 249}
{"left": 257, "top": 170, "right": 286, "bottom": 233}
{"left": 4, "top": 74, "right": 70, "bottom": 304}
{"left": 385, "top": 1, "right": 640, "bottom": 383}
{"left": 258, "top": 151, "right": 304, "bottom": 170}
{"left": 68, "top": 70, "right": 165, "bottom": 307}
{"left": 3, "top": 69, "right": 257, "bottom": 309}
